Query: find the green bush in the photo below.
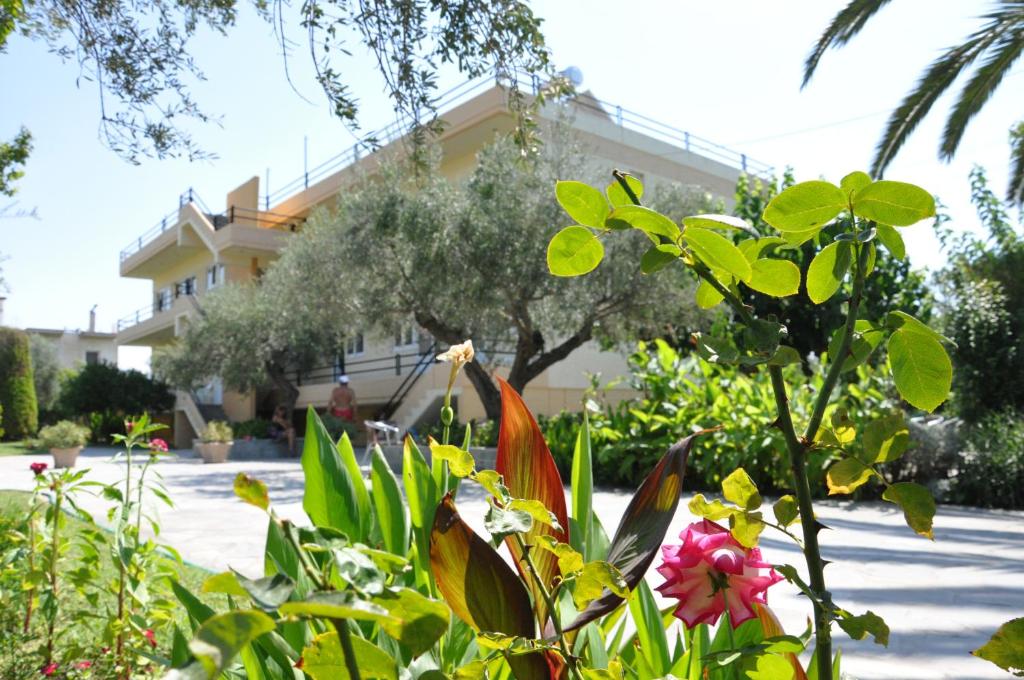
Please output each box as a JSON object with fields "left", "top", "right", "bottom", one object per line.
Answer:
{"left": 948, "top": 410, "right": 1024, "bottom": 509}
{"left": 200, "top": 420, "right": 233, "bottom": 443}
{"left": 415, "top": 417, "right": 498, "bottom": 447}
{"left": 0, "top": 327, "right": 38, "bottom": 439}
{"left": 36, "top": 420, "right": 91, "bottom": 449}
{"left": 233, "top": 418, "right": 273, "bottom": 438}
{"left": 58, "top": 362, "right": 173, "bottom": 442}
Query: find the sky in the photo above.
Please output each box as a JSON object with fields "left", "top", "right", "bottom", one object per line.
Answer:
{"left": 0, "top": 1, "right": 1019, "bottom": 372}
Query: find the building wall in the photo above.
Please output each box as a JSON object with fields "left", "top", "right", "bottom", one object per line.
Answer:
{"left": 29, "top": 331, "right": 118, "bottom": 371}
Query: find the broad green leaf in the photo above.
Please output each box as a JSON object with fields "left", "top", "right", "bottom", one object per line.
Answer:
{"left": 231, "top": 569, "right": 295, "bottom": 612}
{"left": 606, "top": 174, "right": 644, "bottom": 207}
{"left": 566, "top": 433, "right": 703, "bottom": 632}
{"left": 171, "top": 579, "right": 216, "bottom": 631}
{"left": 628, "top": 580, "right": 673, "bottom": 676}
{"left": 830, "top": 408, "right": 857, "bottom": 444}
{"left": 739, "top": 236, "right": 789, "bottom": 263}
{"left": 887, "top": 329, "right": 952, "bottom": 412}
{"left": 806, "top": 241, "right": 852, "bottom": 304}
{"left": 729, "top": 510, "right": 764, "bottom": 548}
{"left": 428, "top": 441, "right": 475, "bottom": 477}
{"left": 689, "top": 493, "right": 736, "bottom": 521}
{"left": 827, "top": 320, "right": 885, "bottom": 372}
{"left": 747, "top": 258, "right": 800, "bottom": 297}
{"left": 768, "top": 345, "right": 802, "bottom": 366}
{"left": 301, "top": 408, "right": 370, "bottom": 540}
{"left": 402, "top": 436, "right": 437, "bottom": 587}
{"left": 537, "top": 536, "right": 585, "bottom": 575}
{"left": 682, "top": 213, "right": 753, "bottom": 232}
{"left": 722, "top": 468, "right": 761, "bottom": 511}
{"left": 885, "top": 310, "right": 953, "bottom": 344}
{"left": 574, "top": 561, "right": 628, "bottom": 610}
{"left": 762, "top": 180, "right": 847, "bottom": 233}
{"left": 483, "top": 504, "right": 533, "bottom": 539}
{"left": 606, "top": 205, "right": 681, "bottom": 241}
{"left": 429, "top": 494, "right": 549, "bottom": 679}
{"left": 301, "top": 632, "right": 398, "bottom": 680}
{"left": 547, "top": 226, "right": 605, "bottom": 277}
{"left": 747, "top": 653, "right": 795, "bottom": 680}
{"left": 371, "top": 587, "right": 450, "bottom": 656}
{"left": 570, "top": 409, "right": 594, "bottom": 560}
{"left": 973, "top": 618, "right": 1024, "bottom": 676}
{"left": 556, "top": 180, "right": 609, "bottom": 228}
{"left": 839, "top": 171, "right": 871, "bottom": 199}
{"left": 186, "top": 610, "right": 276, "bottom": 678}
{"left": 333, "top": 546, "right": 386, "bottom": 595}
{"left": 781, "top": 225, "right": 822, "bottom": 246}
{"left": 508, "top": 498, "right": 561, "bottom": 530}
{"left": 772, "top": 496, "right": 799, "bottom": 527}
{"left": 852, "top": 180, "right": 935, "bottom": 226}
{"left": 202, "top": 572, "right": 247, "bottom": 598}
{"left": 233, "top": 473, "right": 269, "bottom": 511}
{"left": 473, "top": 469, "right": 509, "bottom": 502}
{"left": 694, "top": 333, "right": 739, "bottom": 364}
{"left": 837, "top": 610, "right": 890, "bottom": 646}
{"left": 280, "top": 592, "right": 391, "bottom": 622}
{"left": 882, "top": 482, "right": 935, "bottom": 539}
{"left": 640, "top": 243, "right": 681, "bottom": 274}
{"left": 863, "top": 414, "right": 910, "bottom": 463}
{"left": 495, "top": 378, "right": 569, "bottom": 625}
{"left": 695, "top": 278, "right": 725, "bottom": 309}
{"left": 685, "top": 227, "right": 753, "bottom": 282}
{"left": 371, "top": 446, "right": 409, "bottom": 557}
{"left": 826, "top": 458, "right": 873, "bottom": 495}
{"left": 875, "top": 223, "right": 906, "bottom": 259}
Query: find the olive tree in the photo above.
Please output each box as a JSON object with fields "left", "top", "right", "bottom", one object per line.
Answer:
{"left": 274, "top": 133, "right": 711, "bottom": 419}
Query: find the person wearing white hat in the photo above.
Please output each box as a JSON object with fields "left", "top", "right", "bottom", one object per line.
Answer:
{"left": 328, "top": 374, "right": 357, "bottom": 421}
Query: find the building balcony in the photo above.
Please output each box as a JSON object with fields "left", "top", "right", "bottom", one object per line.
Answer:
{"left": 114, "top": 294, "right": 196, "bottom": 347}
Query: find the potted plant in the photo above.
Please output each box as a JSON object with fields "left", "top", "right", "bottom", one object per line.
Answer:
{"left": 196, "top": 420, "right": 234, "bottom": 464}
{"left": 37, "top": 420, "right": 91, "bottom": 468}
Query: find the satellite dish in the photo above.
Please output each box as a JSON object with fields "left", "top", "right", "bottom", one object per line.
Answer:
{"left": 560, "top": 66, "right": 584, "bottom": 87}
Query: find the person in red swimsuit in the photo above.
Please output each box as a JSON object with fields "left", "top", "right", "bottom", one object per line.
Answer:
{"left": 328, "top": 375, "right": 357, "bottom": 421}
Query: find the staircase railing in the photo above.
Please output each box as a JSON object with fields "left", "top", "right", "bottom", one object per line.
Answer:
{"left": 377, "top": 342, "right": 439, "bottom": 421}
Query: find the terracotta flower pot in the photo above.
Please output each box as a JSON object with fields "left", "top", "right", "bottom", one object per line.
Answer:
{"left": 197, "top": 441, "right": 233, "bottom": 464}
{"left": 51, "top": 446, "right": 83, "bottom": 468}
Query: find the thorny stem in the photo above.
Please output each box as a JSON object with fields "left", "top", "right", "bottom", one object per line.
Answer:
{"left": 23, "top": 500, "right": 37, "bottom": 634}
{"left": 44, "top": 483, "right": 63, "bottom": 666}
{"left": 512, "top": 533, "right": 583, "bottom": 680}
{"left": 115, "top": 444, "right": 134, "bottom": 678}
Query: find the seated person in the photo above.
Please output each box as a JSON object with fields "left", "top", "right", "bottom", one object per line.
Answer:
{"left": 270, "top": 405, "right": 296, "bottom": 456}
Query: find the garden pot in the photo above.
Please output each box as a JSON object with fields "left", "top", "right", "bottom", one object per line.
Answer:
{"left": 51, "top": 446, "right": 83, "bottom": 468}
{"left": 196, "top": 441, "right": 233, "bottom": 464}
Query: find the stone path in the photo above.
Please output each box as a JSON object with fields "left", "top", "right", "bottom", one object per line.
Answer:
{"left": 2, "top": 447, "right": 1022, "bottom": 680}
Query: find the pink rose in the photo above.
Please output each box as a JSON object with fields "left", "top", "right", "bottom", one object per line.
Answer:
{"left": 655, "top": 519, "right": 782, "bottom": 628}
{"left": 149, "top": 438, "right": 169, "bottom": 453}
{"left": 41, "top": 663, "right": 58, "bottom": 676}
{"left": 143, "top": 628, "right": 157, "bottom": 648}
{"left": 30, "top": 462, "right": 48, "bottom": 476}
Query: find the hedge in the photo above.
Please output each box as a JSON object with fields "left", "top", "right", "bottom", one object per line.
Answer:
{"left": 0, "top": 327, "right": 38, "bottom": 439}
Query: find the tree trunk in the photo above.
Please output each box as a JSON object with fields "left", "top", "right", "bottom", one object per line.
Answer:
{"left": 266, "top": 362, "right": 300, "bottom": 416}
{"left": 464, "top": 359, "right": 502, "bottom": 421}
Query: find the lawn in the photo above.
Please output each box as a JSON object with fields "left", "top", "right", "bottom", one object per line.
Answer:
{"left": 0, "top": 439, "right": 44, "bottom": 456}
{"left": 0, "top": 490, "right": 222, "bottom": 677}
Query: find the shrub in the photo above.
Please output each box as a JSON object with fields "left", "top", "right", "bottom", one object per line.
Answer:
{"left": 0, "top": 327, "right": 38, "bottom": 439}
{"left": 948, "top": 410, "right": 1024, "bottom": 509}
{"left": 200, "top": 420, "right": 233, "bottom": 443}
{"left": 36, "top": 421, "right": 91, "bottom": 449}
{"left": 232, "top": 418, "right": 273, "bottom": 438}
{"left": 27, "top": 335, "right": 61, "bottom": 413}
{"left": 58, "top": 363, "right": 173, "bottom": 442}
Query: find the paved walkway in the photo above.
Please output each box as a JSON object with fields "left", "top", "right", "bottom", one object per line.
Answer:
{"left": 2, "top": 447, "right": 1022, "bottom": 680}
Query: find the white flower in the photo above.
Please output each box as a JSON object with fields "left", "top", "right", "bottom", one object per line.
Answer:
{"left": 437, "top": 339, "right": 474, "bottom": 367}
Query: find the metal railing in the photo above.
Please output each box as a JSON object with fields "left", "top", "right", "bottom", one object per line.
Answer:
{"left": 116, "top": 303, "right": 158, "bottom": 332}
{"left": 295, "top": 347, "right": 439, "bottom": 387}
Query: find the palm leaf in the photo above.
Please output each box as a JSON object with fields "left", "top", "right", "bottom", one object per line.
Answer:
{"left": 802, "top": 0, "right": 894, "bottom": 88}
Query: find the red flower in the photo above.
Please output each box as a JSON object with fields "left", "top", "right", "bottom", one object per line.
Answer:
{"left": 41, "top": 663, "right": 58, "bottom": 676}
{"left": 30, "top": 462, "right": 48, "bottom": 476}
{"left": 75, "top": 660, "right": 92, "bottom": 669}
{"left": 149, "top": 438, "right": 169, "bottom": 453}
{"left": 143, "top": 628, "right": 157, "bottom": 648}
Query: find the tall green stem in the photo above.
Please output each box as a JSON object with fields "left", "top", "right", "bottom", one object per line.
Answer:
{"left": 23, "top": 505, "right": 37, "bottom": 634}
{"left": 115, "top": 444, "right": 133, "bottom": 678}
{"left": 44, "top": 485, "right": 63, "bottom": 665}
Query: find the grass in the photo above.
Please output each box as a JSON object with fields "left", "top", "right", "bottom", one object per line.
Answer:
{"left": 0, "top": 439, "right": 44, "bottom": 456}
{"left": 0, "top": 490, "right": 223, "bottom": 676}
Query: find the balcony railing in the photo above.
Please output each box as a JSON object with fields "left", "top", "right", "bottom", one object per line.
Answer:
{"left": 120, "top": 70, "right": 772, "bottom": 267}
{"left": 116, "top": 303, "right": 158, "bottom": 332}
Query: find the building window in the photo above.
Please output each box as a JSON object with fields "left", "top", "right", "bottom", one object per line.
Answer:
{"left": 394, "top": 325, "right": 418, "bottom": 349}
{"left": 345, "top": 333, "right": 364, "bottom": 356}
{"left": 206, "top": 264, "right": 226, "bottom": 290}
{"left": 154, "top": 287, "right": 173, "bottom": 312}
{"left": 176, "top": 275, "right": 197, "bottom": 297}
{"left": 85, "top": 351, "right": 99, "bottom": 366}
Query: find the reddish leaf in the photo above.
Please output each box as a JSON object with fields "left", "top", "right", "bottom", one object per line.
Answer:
{"left": 496, "top": 378, "right": 570, "bottom": 626}
{"left": 429, "top": 494, "right": 550, "bottom": 680}
{"left": 565, "top": 433, "right": 705, "bottom": 632}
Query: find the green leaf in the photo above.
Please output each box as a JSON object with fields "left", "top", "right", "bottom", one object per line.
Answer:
{"left": 570, "top": 409, "right": 594, "bottom": 560}
{"left": 301, "top": 408, "right": 370, "bottom": 541}
{"left": 885, "top": 310, "right": 953, "bottom": 345}
{"left": 231, "top": 569, "right": 295, "bottom": 612}
{"left": 882, "top": 482, "right": 936, "bottom": 539}
{"left": 536, "top": 535, "right": 585, "bottom": 575}
{"left": 739, "top": 236, "right": 788, "bottom": 263}
{"left": 852, "top": 180, "right": 935, "bottom": 226}
{"left": 839, "top": 171, "right": 872, "bottom": 200}
{"left": 472, "top": 469, "right": 509, "bottom": 502}
{"left": 768, "top": 345, "right": 802, "bottom": 366}
{"left": 280, "top": 591, "right": 392, "bottom": 622}
{"left": 827, "top": 320, "right": 885, "bottom": 372}
{"left": 722, "top": 468, "right": 761, "bottom": 511}
{"left": 781, "top": 225, "right": 822, "bottom": 247}
{"left": 606, "top": 174, "right": 644, "bottom": 207}
{"left": 729, "top": 511, "right": 764, "bottom": 548}
{"left": 746, "top": 258, "right": 800, "bottom": 297}
{"left": 301, "top": 632, "right": 398, "bottom": 680}
{"left": 201, "top": 571, "right": 247, "bottom": 598}
{"left": 694, "top": 333, "right": 739, "bottom": 364}
{"left": 695, "top": 278, "right": 725, "bottom": 309}
{"left": 640, "top": 244, "right": 681, "bottom": 274}
{"left": 973, "top": 618, "right": 1024, "bottom": 676}
{"left": 837, "top": 610, "right": 890, "bottom": 646}
{"left": 333, "top": 546, "right": 386, "bottom": 595}
{"left": 403, "top": 436, "right": 438, "bottom": 589}
{"left": 371, "top": 587, "right": 450, "bottom": 656}
{"left": 682, "top": 213, "right": 754, "bottom": 232}
{"left": 428, "top": 441, "right": 475, "bottom": 477}
{"left": 547, "top": 226, "right": 605, "bottom": 277}
{"left": 826, "top": 458, "right": 873, "bottom": 495}
{"left": 863, "top": 414, "right": 910, "bottom": 463}
{"left": 186, "top": 610, "right": 276, "bottom": 678}
{"left": 606, "top": 205, "right": 681, "bottom": 241}
{"left": 806, "top": 241, "right": 852, "bottom": 304}
{"left": 556, "top": 180, "right": 609, "bottom": 228}
{"left": 483, "top": 504, "right": 533, "bottom": 539}
{"left": 684, "top": 227, "right": 753, "bottom": 282}
{"left": 875, "top": 223, "right": 906, "bottom": 259}
{"left": 233, "top": 473, "right": 270, "bottom": 511}
{"left": 574, "top": 561, "right": 629, "bottom": 610}
{"left": 762, "top": 180, "right": 847, "bottom": 233}
{"left": 772, "top": 496, "right": 799, "bottom": 527}
{"left": 689, "top": 493, "right": 735, "bottom": 521}
{"left": 747, "top": 653, "right": 795, "bottom": 680}
{"left": 371, "top": 446, "right": 409, "bottom": 557}
{"left": 508, "top": 498, "right": 561, "bottom": 530}
{"left": 887, "top": 328, "right": 952, "bottom": 412}
{"left": 628, "top": 580, "right": 673, "bottom": 676}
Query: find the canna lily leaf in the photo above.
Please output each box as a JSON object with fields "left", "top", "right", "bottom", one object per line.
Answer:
{"left": 566, "top": 432, "right": 705, "bottom": 632}
{"left": 429, "top": 494, "right": 549, "bottom": 680}
{"left": 495, "top": 378, "right": 569, "bottom": 626}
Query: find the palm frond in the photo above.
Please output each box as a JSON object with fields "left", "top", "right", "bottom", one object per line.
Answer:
{"left": 802, "top": 0, "right": 894, "bottom": 88}
{"left": 941, "top": 4, "right": 1024, "bottom": 159}
{"left": 871, "top": 34, "right": 995, "bottom": 177}
{"left": 1008, "top": 121, "right": 1024, "bottom": 206}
